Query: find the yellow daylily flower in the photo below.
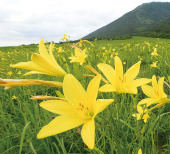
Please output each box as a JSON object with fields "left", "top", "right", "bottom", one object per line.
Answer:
{"left": 12, "top": 39, "right": 67, "bottom": 77}
{"left": 138, "top": 75, "right": 169, "bottom": 111}
{"left": 7, "top": 71, "right": 13, "bottom": 76}
{"left": 69, "top": 48, "right": 88, "bottom": 65}
{"left": 132, "top": 106, "right": 150, "bottom": 123}
{"left": 151, "top": 48, "right": 159, "bottom": 56}
{"left": 0, "top": 78, "right": 63, "bottom": 89}
{"left": 57, "top": 46, "right": 64, "bottom": 53}
{"left": 17, "top": 71, "right": 22, "bottom": 74}
{"left": 12, "top": 95, "right": 17, "bottom": 100}
{"left": 61, "top": 34, "right": 68, "bottom": 41}
{"left": 150, "top": 61, "right": 158, "bottom": 68}
{"left": 97, "top": 56, "right": 151, "bottom": 94}
{"left": 37, "top": 74, "right": 114, "bottom": 149}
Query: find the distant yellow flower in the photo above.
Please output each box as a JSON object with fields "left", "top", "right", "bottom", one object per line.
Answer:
{"left": 7, "top": 71, "right": 13, "bottom": 76}
{"left": 12, "top": 39, "right": 67, "bottom": 77}
{"left": 138, "top": 148, "right": 142, "bottom": 154}
{"left": 113, "top": 49, "right": 115, "bottom": 52}
{"left": 98, "top": 56, "right": 151, "bottom": 94}
{"left": 37, "top": 74, "right": 114, "bottom": 149}
{"left": 151, "top": 48, "right": 159, "bottom": 56}
{"left": 132, "top": 106, "right": 150, "bottom": 123}
{"left": 61, "top": 34, "right": 68, "bottom": 41}
{"left": 12, "top": 95, "right": 17, "bottom": 100}
{"left": 69, "top": 48, "right": 87, "bottom": 65}
{"left": 150, "top": 61, "right": 158, "bottom": 68}
{"left": 58, "top": 47, "right": 64, "bottom": 53}
{"left": 123, "top": 62, "right": 126, "bottom": 65}
{"left": 138, "top": 75, "right": 169, "bottom": 111}
{"left": 102, "top": 47, "right": 105, "bottom": 50}
{"left": 115, "top": 53, "right": 118, "bottom": 55}
{"left": 142, "top": 113, "right": 150, "bottom": 123}
{"left": 17, "top": 71, "right": 22, "bottom": 74}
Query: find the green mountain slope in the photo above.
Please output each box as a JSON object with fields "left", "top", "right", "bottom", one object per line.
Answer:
{"left": 142, "top": 16, "right": 170, "bottom": 38}
{"left": 82, "top": 2, "right": 170, "bottom": 40}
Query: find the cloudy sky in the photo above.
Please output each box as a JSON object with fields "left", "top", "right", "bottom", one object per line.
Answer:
{"left": 0, "top": 0, "right": 169, "bottom": 46}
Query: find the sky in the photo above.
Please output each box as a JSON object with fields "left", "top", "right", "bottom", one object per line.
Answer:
{"left": 0, "top": 0, "right": 170, "bottom": 47}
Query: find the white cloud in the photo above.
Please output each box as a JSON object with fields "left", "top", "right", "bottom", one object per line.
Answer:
{"left": 0, "top": 0, "right": 169, "bottom": 46}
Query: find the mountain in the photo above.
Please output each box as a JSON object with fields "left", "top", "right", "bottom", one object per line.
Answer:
{"left": 82, "top": 2, "right": 170, "bottom": 40}
{"left": 142, "top": 16, "right": 170, "bottom": 38}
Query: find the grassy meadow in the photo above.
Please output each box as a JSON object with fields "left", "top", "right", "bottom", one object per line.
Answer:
{"left": 1, "top": 36, "right": 170, "bottom": 154}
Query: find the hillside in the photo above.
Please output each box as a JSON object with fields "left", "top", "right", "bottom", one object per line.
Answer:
{"left": 82, "top": 2, "right": 170, "bottom": 40}
{"left": 142, "top": 16, "right": 170, "bottom": 38}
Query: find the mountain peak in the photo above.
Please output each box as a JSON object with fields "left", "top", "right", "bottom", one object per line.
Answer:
{"left": 82, "top": 2, "right": 170, "bottom": 40}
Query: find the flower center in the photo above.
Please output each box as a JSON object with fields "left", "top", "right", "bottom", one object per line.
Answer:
{"left": 119, "top": 75, "right": 126, "bottom": 84}
{"left": 76, "top": 103, "right": 93, "bottom": 119}
{"left": 154, "top": 90, "right": 159, "bottom": 97}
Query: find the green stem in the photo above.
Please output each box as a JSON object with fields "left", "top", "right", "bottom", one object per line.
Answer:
{"left": 93, "top": 147, "right": 104, "bottom": 154}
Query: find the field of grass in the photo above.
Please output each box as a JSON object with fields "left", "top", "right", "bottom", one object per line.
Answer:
{"left": 0, "top": 36, "right": 170, "bottom": 154}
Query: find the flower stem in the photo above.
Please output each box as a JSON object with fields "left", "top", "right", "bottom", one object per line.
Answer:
{"left": 93, "top": 147, "right": 104, "bottom": 154}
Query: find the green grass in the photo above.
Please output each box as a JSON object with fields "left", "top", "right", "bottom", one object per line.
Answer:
{"left": 0, "top": 37, "right": 170, "bottom": 153}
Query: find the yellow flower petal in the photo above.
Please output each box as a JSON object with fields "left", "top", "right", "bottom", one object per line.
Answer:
{"left": 125, "top": 88, "right": 138, "bottom": 94}
{"left": 81, "top": 119, "right": 95, "bottom": 149}
{"left": 147, "top": 103, "right": 166, "bottom": 112}
{"left": 137, "top": 105, "right": 144, "bottom": 114}
{"left": 24, "top": 71, "right": 45, "bottom": 76}
{"left": 132, "top": 113, "right": 141, "bottom": 120}
{"left": 128, "top": 78, "right": 151, "bottom": 88}
{"left": 39, "top": 39, "right": 61, "bottom": 68}
{"left": 32, "top": 54, "right": 66, "bottom": 77}
{"left": 152, "top": 75, "right": 162, "bottom": 96}
{"left": 0, "top": 79, "right": 63, "bottom": 89}
{"left": 39, "top": 100, "right": 78, "bottom": 116}
{"left": 12, "top": 61, "right": 57, "bottom": 76}
{"left": 99, "top": 84, "right": 116, "bottom": 92}
{"left": 94, "top": 99, "right": 114, "bottom": 116}
{"left": 142, "top": 85, "right": 157, "bottom": 98}
{"left": 158, "top": 77, "right": 164, "bottom": 92}
{"left": 124, "top": 61, "right": 141, "bottom": 83}
{"left": 138, "top": 98, "right": 158, "bottom": 106}
{"left": 37, "top": 115, "right": 87, "bottom": 139}
{"left": 63, "top": 74, "right": 86, "bottom": 107}
{"left": 49, "top": 41, "right": 55, "bottom": 57}
{"left": 146, "top": 98, "right": 169, "bottom": 107}
{"left": 75, "top": 48, "right": 81, "bottom": 57}
{"left": 115, "top": 56, "right": 123, "bottom": 89}
{"left": 143, "top": 113, "right": 150, "bottom": 123}
{"left": 39, "top": 39, "right": 49, "bottom": 59}
{"left": 86, "top": 75, "right": 101, "bottom": 111}
{"left": 97, "top": 63, "right": 115, "bottom": 85}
